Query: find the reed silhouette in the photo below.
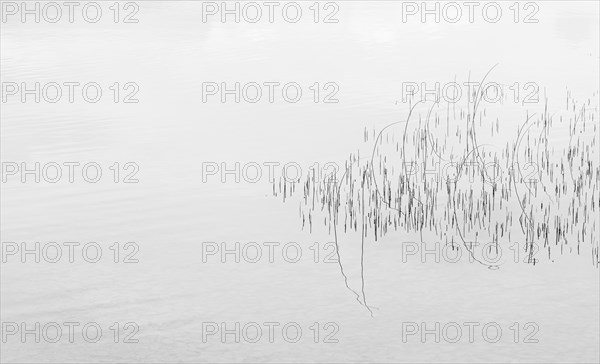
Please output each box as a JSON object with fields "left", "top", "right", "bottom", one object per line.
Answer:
{"left": 272, "top": 71, "right": 599, "bottom": 314}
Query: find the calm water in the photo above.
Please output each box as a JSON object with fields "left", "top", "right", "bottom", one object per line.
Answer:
{"left": 1, "top": 1, "right": 599, "bottom": 362}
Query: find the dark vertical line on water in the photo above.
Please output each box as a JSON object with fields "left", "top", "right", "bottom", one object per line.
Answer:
{"left": 360, "top": 179, "right": 373, "bottom": 317}
{"left": 331, "top": 168, "right": 370, "bottom": 311}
